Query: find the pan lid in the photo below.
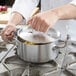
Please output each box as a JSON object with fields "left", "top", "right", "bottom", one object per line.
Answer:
{"left": 17, "top": 26, "right": 60, "bottom": 45}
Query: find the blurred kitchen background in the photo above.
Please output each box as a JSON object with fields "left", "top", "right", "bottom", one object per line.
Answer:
{"left": 0, "top": 0, "right": 15, "bottom": 6}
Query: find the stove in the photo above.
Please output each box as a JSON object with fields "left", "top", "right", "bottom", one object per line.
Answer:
{"left": 0, "top": 35, "right": 76, "bottom": 76}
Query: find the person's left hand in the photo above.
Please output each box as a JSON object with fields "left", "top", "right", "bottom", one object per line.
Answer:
{"left": 1, "top": 25, "right": 16, "bottom": 42}
{"left": 28, "top": 10, "right": 59, "bottom": 32}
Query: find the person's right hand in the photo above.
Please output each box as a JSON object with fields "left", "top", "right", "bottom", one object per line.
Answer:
{"left": 1, "top": 25, "right": 16, "bottom": 42}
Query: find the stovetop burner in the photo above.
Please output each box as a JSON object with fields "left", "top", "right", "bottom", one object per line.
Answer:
{"left": 0, "top": 39, "right": 76, "bottom": 76}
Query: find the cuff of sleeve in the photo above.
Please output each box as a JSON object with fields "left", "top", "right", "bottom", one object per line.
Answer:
{"left": 11, "top": 8, "right": 34, "bottom": 22}
{"left": 70, "top": 1, "right": 76, "bottom": 6}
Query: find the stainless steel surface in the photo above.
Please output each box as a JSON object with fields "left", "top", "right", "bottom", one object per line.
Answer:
{"left": 0, "top": 42, "right": 76, "bottom": 76}
{"left": 17, "top": 40, "right": 57, "bottom": 63}
{"left": 0, "top": 27, "right": 76, "bottom": 76}
{"left": 0, "top": 63, "right": 9, "bottom": 76}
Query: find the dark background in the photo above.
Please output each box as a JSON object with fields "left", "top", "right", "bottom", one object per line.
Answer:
{"left": 0, "top": 0, "right": 15, "bottom": 6}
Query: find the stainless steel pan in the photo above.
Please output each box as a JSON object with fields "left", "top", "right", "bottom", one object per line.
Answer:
{"left": 16, "top": 26, "right": 61, "bottom": 63}
{"left": 17, "top": 26, "right": 58, "bottom": 45}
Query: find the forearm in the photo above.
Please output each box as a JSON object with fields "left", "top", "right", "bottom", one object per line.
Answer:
{"left": 52, "top": 4, "right": 76, "bottom": 20}
{"left": 7, "top": 12, "right": 23, "bottom": 26}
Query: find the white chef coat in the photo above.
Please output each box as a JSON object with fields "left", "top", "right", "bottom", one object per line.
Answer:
{"left": 12, "top": 0, "right": 76, "bottom": 61}
{"left": 12, "top": 0, "right": 39, "bottom": 21}
{"left": 70, "top": 0, "right": 76, "bottom": 5}
{"left": 12, "top": 0, "right": 76, "bottom": 40}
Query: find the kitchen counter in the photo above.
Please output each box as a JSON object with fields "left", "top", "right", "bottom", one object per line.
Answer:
{"left": 0, "top": 8, "right": 11, "bottom": 24}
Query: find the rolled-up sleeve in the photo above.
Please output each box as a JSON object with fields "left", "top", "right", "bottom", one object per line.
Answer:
{"left": 70, "top": 0, "right": 76, "bottom": 6}
{"left": 12, "top": 0, "right": 39, "bottom": 20}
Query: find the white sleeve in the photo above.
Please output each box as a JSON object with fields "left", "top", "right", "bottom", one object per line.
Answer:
{"left": 12, "top": 0, "right": 39, "bottom": 20}
{"left": 70, "top": 0, "right": 76, "bottom": 6}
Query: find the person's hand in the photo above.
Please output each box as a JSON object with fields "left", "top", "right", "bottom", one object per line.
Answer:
{"left": 1, "top": 25, "right": 16, "bottom": 42}
{"left": 28, "top": 10, "right": 59, "bottom": 32}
